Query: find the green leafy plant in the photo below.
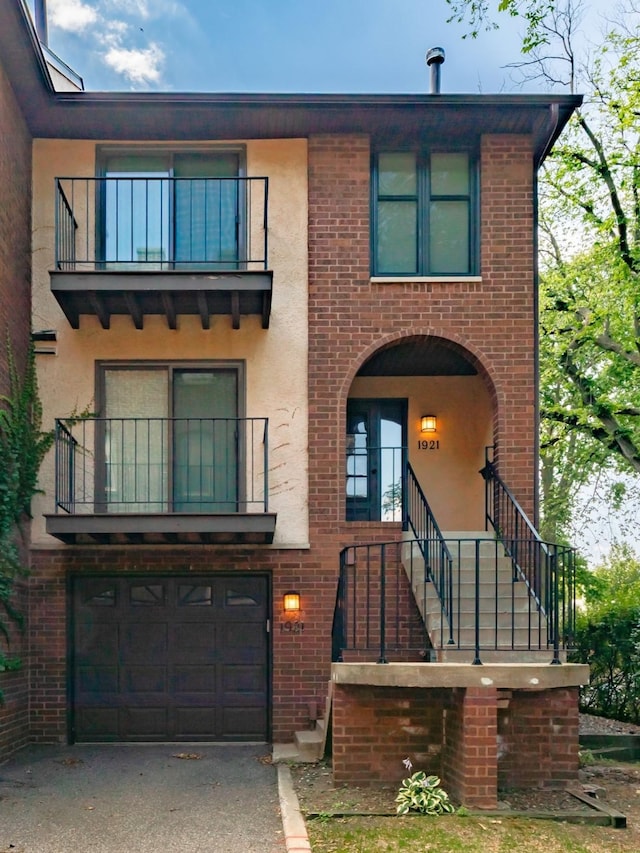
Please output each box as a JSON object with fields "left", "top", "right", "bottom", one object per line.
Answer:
{"left": 396, "top": 769, "right": 455, "bottom": 816}
{"left": 569, "top": 544, "right": 640, "bottom": 724}
{"left": 0, "top": 338, "right": 54, "bottom": 700}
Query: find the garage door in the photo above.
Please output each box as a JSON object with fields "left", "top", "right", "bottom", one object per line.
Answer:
{"left": 72, "top": 575, "right": 269, "bottom": 742}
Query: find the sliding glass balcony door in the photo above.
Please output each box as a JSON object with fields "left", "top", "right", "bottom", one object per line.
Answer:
{"left": 103, "top": 367, "right": 239, "bottom": 513}
{"left": 102, "top": 152, "right": 240, "bottom": 269}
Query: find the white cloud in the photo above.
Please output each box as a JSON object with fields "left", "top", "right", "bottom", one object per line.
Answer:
{"left": 103, "top": 0, "right": 150, "bottom": 19}
{"left": 49, "top": 0, "right": 98, "bottom": 32}
{"left": 46, "top": 0, "right": 170, "bottom": 88}
{"left": 103, "top": 43, "right": 165, "bottom": 85}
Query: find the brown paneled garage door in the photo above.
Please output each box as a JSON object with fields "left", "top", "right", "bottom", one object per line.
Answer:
{"left": 72, "top": 575, "right": 269, "bottom": 742}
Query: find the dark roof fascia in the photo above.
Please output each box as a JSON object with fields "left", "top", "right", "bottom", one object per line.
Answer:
{"left": 32, "top": 92, "right": 582, "bottom": 165}
{"left": 1, "top": 2, "right": 582, "bottom": 164}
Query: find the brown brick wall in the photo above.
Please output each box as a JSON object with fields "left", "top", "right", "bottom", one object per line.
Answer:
{"left": 0, "top": 62, "right": 32, "bottom": 387}
{"left": 307, "top": 133, "right": 536, "bottom": 528}
{"left": 0, "top": 60, "right": 32, "bottom": 760}
{"left": 332, "top": 684, "right": 445, "bottom": 785}
{"left": 498, "top": 687, "right": 580, "bottom": 790}
{"left": 442, "top": 686, "right": 499, "bottom": 808}
{"left": 332, "top": 684, "right": 580, "bottom": 806}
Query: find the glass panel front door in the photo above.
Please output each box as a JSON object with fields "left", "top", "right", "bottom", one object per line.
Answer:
{"left": 104, "top": 369, "right": 169, "bottom": 511}
{"left": 346, "top": 399, "right": 406, "bottom": 521}
{"left": 102, "top": 152, "right": 240, "bottom": 270}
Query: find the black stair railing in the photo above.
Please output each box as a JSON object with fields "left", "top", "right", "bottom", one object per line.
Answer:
{"left": 405, "top": 463, "right": 455, "bottom": 645}
{"left": 332, "top": 535, "right": 577, "bottom": 665}
{"left": 332, "top": 540, "right": 431, "bottom": 663}
{"left": 480, "top": 448, "right": 577, "bottom": 663}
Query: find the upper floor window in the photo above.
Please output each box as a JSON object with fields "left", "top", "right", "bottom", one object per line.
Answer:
{"left": 372, "top": 150, "right": 477, "bottom": 276}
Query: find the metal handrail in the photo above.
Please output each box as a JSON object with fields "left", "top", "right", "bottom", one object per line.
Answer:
{"left": 480, "top": 448, "right": 576, "bottom": 663}
{"left": 405, "top": 463, "right": 454, "bottom": 644}
{"left": 332, "top": 535, "right": 576, "bottom": 666}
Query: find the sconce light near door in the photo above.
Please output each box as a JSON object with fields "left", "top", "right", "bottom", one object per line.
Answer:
{"left": 283, "top": 591, "right": 301, "bottom": 613}
{"left": 282, "top": 590, "right": 304, "bottom": 634}
{"left": 421, "top": 415, "right": 437, "bottom": 433}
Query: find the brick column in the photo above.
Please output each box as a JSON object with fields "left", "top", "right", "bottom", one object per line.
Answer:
{"left": 442, "top": 686, "right": 498, "bottom": 808}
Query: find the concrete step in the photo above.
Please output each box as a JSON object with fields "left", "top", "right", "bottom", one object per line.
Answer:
{"left": 294, "top": 729, "right": 324, "bottom": 762}
{"left": 272, "top": 742, "right": 301, "bottom": 762}
{"left": 454, "top": 611, "right": 546, "bottom": 628}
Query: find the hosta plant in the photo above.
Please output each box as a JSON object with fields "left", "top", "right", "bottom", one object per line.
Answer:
{"left": 396, "top": 771, "right": 455, "bottom": 816}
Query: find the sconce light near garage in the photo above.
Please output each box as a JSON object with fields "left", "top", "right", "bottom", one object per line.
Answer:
{"left": 421, "top": 415, "right": 437, "bottom": 433}
{"left": 282, "top": 590, "right": 304, "bottom": 634}
{"left": 283, "top": 591, "right": 301, "bottom": 613}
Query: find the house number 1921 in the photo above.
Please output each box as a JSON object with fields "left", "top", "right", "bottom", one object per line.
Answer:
{"left": 418, "top": 440, "right": 440, "bottom": 450}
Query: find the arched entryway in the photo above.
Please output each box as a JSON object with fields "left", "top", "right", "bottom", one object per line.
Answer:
{"left": 346, "top": 335, "right": 495, "bottom": 532}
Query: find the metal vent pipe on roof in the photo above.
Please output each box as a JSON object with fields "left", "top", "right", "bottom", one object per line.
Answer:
{"left": 426, "top": 46, "right": 445, "bottom": 94}
{"left": 34, "top": 0, "right": 48, "bottom": 46}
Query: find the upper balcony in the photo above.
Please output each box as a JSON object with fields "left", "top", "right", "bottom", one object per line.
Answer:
{"left": 51, "top": 175, "right": 272, "bottom": 330}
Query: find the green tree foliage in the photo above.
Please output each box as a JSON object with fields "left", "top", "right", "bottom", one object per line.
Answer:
{"left": 448, "top": 4, "right": 640, "bottom": 547}
{"left": 444, "top": 0, "right": 558, "bottom": 52}
{"left": 535, "top": 8, "right": 640, "bottom": 542}
{"left": 570, "top": 544, "right": 640, "bottom": 723}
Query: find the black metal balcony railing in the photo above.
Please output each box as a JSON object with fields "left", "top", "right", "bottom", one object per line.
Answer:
{"left": 53, "top": 417, "right": 269, "bottom": 515}
{"left": 54, "top": 176, "right": 269, "bottom": 271}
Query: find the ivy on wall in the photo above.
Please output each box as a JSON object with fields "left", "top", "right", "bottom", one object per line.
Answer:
{"left": 0, "top": 339, "right": 54, "bottom": 695}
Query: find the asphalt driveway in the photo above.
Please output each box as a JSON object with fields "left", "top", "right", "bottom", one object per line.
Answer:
{"left": 0, "top": 744, "right": 285, "bottom": 853}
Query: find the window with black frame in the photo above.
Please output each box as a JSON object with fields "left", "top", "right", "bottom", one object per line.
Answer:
{"left": 372, "top": 150, "right": 476, "bottom": 276}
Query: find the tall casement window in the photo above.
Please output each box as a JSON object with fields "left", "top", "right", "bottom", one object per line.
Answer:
{"left": 98, "top": 149, "right": 242, "bottom": 269}
{"left": 99, "top": 363, "right": 242, "bottom": 513}
{"left": 372, "top": 150, "right": 477, "bottom": 276}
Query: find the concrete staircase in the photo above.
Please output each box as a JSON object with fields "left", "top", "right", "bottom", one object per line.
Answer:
{"left": 402, "top": 531, "right": 558, "bottom": 663}
{"left": 272, "top": 684, "right": 332, "bottom": 764}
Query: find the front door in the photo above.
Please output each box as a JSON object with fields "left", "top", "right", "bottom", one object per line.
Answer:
{"left": 346, "top": 398, "right": 407, "bottom": 521}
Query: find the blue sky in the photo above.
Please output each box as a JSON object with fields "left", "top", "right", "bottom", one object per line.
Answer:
{"left": 26, "top": 0, "right": 609, "bottom": 94}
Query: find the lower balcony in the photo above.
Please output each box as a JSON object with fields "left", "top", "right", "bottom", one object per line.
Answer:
{"left": 46, "top": 416, "right": 276, "bottom": 545}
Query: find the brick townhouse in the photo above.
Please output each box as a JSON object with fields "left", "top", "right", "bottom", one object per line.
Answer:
{"left": 0, "top": 0, "right": 589, "bottom": 806}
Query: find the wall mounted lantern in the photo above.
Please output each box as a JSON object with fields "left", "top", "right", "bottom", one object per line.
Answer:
{"left": 283, "top": 591, "right": 301, "bottom": 613}
{"left": 282, "top": 590, "right": 303, "bottom": 634}
{"left": 421, "top": 415, "right": 437, "bottom": 433}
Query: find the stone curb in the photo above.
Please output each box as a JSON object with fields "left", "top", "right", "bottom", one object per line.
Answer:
{"left": 277, "top": 764, "right": 312, "bottom": 852}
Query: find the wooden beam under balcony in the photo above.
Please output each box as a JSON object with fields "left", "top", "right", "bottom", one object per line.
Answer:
{"left": 50, "top": 269, "right": 273, "bottom": 330}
